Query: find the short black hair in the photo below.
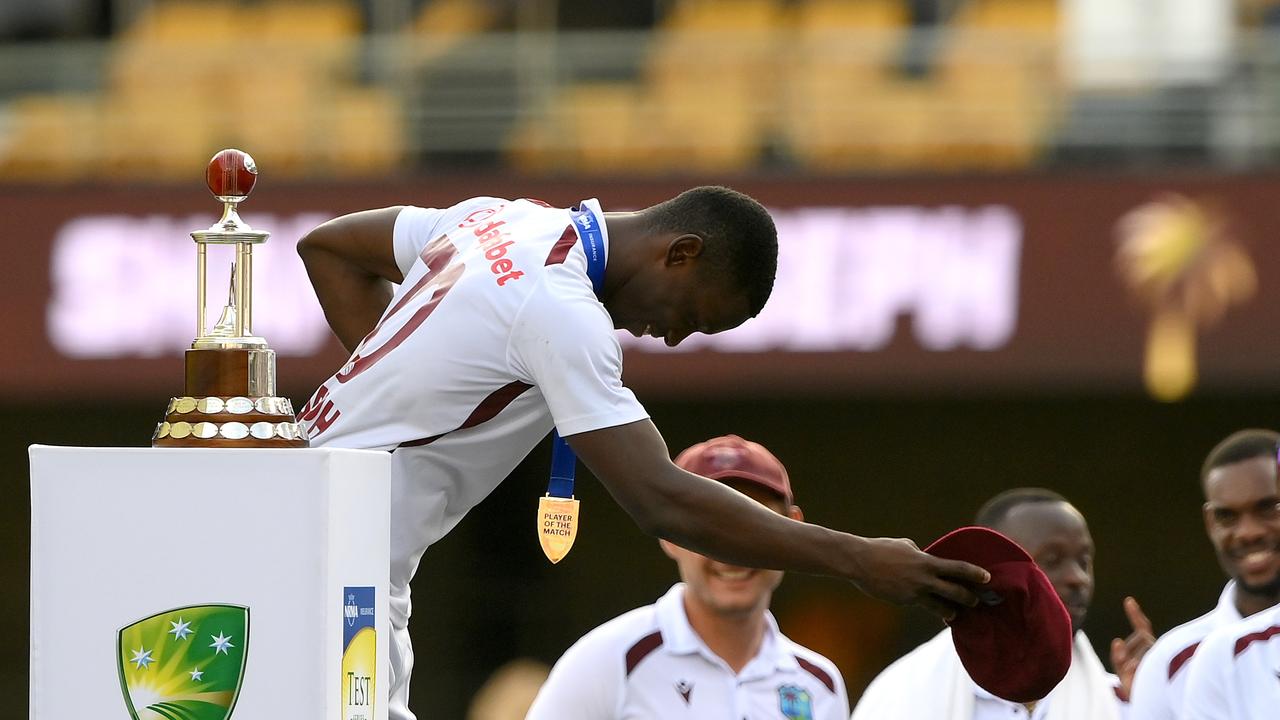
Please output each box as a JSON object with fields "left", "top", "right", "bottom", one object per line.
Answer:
{"left": 974, "top": 488, "right": 1069, "bottom": 530}
{"left": 1201, "top": 429, "right": 1280, "bottom": 487}
{"left": 644, "top": 186, "right": 778, "bottom": 317}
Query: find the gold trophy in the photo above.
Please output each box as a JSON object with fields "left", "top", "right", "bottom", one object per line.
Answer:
{"left": 153, "top": 149, "right": 309, "bottom": 448}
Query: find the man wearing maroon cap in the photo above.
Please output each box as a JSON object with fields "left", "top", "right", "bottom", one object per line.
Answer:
{"left": 852, "top": 489, "right": 1152, "bottom": 720}
{"left": 526, "top": 435, "right": 850, "bottom": 720}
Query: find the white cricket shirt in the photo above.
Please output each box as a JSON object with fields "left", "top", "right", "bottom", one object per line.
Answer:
{"left": 1181, "top": 602, "right": 1280, "bottom": 720}
{"left": 1127, "top": 582, "right": 1243, "bottom": 720}
{"left": 526, "top": 584, "right": 849, "bottom": 720}
{"left": 299, "top": 197, "right": 650, "bottom": 720}
{"left": 852, "top": 627, "right": 1125, "bottom": 720}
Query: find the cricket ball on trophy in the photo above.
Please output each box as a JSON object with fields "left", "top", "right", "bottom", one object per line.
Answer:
{"left": 206, "top": 148, "right": 258, "bottom": 199}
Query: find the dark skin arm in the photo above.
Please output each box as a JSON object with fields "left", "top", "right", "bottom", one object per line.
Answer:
{"left": 296, "top": 207, "right": 406, "bottom": 353}
{"left": 300, "top": 208, "right": 990, "bottom": 620}
{"left": 568, "top": 419, "right": 988, "bottom": 619}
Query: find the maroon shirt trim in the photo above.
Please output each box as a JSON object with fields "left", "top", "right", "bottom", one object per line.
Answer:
{"left": 1234, "top": 624, "right": 1280, "bottom": 657}
{"left": 398, "top": 380, "right": 533, "bottom": 448}
{"left": 795, "top": 656, "right": 836, "bottom": 693}
{"left": 1167, "top": 641, "right": 1201, "bottom": 680}
{"left": 544, "top": 226, "right": 577, "bottom": 267}
{"left": 625, "top": 630, "right": 664, "bottom": 677}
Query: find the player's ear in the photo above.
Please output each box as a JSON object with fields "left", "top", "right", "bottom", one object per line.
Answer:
{"left": 788, "top": 504, "right": 804, "bottom": 523}
{"left": 664, "top": 234, "right": 704, "bottom": 267}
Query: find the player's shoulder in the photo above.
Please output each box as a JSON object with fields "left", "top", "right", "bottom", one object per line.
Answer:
{"left": 1146, "top": 607, "right": 1233, "bottom": 679}
{"left": 1220, "top": 604, "right": 1280, "bottom": 659}
{"left": 1194, "top": 607, "right": 1275, "bottom": 663}
{"left": 780, "top": 637, "right": 845, "bottom": 697}
{"left": 512, "top": 253, "right": 613, "bottom": 339}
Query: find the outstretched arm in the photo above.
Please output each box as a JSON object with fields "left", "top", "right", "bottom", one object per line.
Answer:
{"left": 297, "top": 207, "right": 405, "bottom": 352}
{"left": 567, "top": 419, "right": 989, "bottom": 620}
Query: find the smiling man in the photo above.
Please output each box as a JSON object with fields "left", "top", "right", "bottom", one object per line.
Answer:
{"left": 852, "top": 488, "right": 1150, "bottom": 720}
{"left": 526, "top": 435, "right": 849, "bottom": 719}
{"left": 295, "top": 189, "right": 987, "bottom": 720}
{"left": 1130, "top": 429, "right": 1280, "bottom": 720}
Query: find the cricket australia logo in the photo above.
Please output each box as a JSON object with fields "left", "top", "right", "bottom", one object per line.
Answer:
{"left": 117, "top": 604, "right": 249, "bottom": 720}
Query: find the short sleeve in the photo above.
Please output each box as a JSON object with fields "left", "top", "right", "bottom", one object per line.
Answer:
{"left": 509, "top": 279, "right": 649, "bottom": 437}
{"left": 525, "top": 633, "right": 624, "bottom": 720}
{"left": 1180, "top": 631, "right": 1233, "bottom": 720}
{"left": 820, "top": 662, "right": 850, "bottom": 720}
{"left": 392, "top": 197, "right": 507, "bottom": 279}
{"left": 392, "top": 206, "right": 450, "bottom": 279}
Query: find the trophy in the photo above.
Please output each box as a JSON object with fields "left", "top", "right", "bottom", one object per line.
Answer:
{"left": 153, "top": 149, "right": 309, "bottom": 448}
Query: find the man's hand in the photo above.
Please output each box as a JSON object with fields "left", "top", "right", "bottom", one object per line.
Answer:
{"left": 851, "top": 537, "right": 989, "bottom": 621}
{"left": 1110, "top": 596, "right": 1155, "bottom": 699}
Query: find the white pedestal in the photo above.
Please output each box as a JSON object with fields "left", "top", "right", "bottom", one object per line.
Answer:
{"left": 29, "top": 446, "right": 391, "bottom": 720}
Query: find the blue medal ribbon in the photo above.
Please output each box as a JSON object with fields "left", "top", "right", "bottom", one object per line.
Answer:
{"left": 547, "top": 203, "right": 607, "bottom": 499}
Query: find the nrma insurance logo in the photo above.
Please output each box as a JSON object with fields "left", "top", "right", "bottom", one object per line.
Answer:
{"left": 117, "top": 604, "right": 249, "bottom": 720}
{"left": 343, "top": 587, "right": 376, "bottom": 720}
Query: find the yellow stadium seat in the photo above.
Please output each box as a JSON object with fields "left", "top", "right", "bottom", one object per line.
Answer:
{"left": 228, "top": 68, "right": 316, "bottom": 178}
{"left": 97, "top": 90, "right": 216, "bottom": 180}
{"left": 252, "top": 1, "right": 360, "bottom": 38}
{"left": 786, "top": 74, "right": 950, "bottom": 170}
{"left": 560, "top": 83, "right": 647, "bottom": 172}
{"left": 956, "top": 0, "right": 1059, "bottom": 35}
{"left": 644, "top": 1, "right": 782, "bottom": 161}
{"left": 792, "top": 0, "right": 907, "bottom": 31}
{"left": 935, "top": 0, "right": 1062, "bottom": 168}
{"left": 122, "top": 1, "right": 240, "bottom": 42}
{"left": 414, "top": 0, "right": 498, "bottom": 35}
{"left": 410, "top": 0, "right": 502, "bottom": 66}
{"left": 321, "top": 88, "right": 405, "bottom": 176}
{"left": 507, "top": 83, "right": 663, "bottom": 174}
{"left": 0, "top": 94, "right": 100, "bottom": 181}
{"left": 663, "top": 0, "right": 783, "bottom": 30}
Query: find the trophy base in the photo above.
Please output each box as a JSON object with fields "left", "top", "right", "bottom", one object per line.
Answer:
{"left": 153, "top": 395, "right": 309, "bottom": 448}
{"left": 152, "top": 347, "right": 309, "bottom": 448}
{"left": 186, "top": 347, "right": 275, "bottom": 397}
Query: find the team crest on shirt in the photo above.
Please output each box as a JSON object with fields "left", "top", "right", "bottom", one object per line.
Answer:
{"left": 778, "top": 684, "right": 813, "bottom": 720}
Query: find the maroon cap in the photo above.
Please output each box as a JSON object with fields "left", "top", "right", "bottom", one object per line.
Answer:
{"left": 925, "top": 527, "right": 1073, "bottom": 704}
{"left": 674, "top": 435, "right": 793, "bottom": 504}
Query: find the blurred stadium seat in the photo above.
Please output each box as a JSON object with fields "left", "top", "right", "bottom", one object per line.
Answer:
{"left": 0, "top": 0, "right": 402, "bottom": 180}
{"left": 0, "top": 94, "right": 99, "bottom": 181}
{"left": 0, "top": 0, "right": 1272, "bottom": 178}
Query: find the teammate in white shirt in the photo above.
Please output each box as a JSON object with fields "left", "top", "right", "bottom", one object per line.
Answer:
{"left": 1180, "top": 601, "right": 1280, "bottom": 720}
{"left": 851, "top": 489, "right": 1151, "bottom": 720}
{"left": 526, "top": 435, "right": 849, "bottom": 720}
{"left": 1127, "top": 429, "right": 1280, "bottom": 720}
{"left": 295, "top": 188, "right": 990, "bottom": 720}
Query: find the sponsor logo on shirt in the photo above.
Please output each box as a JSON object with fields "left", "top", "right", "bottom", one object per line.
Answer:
{"left": 460, "top": 205, "right": 524, "bottom": 286}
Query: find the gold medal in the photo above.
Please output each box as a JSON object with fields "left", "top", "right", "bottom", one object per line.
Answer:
{"left": 537, "top": 495, "right": 579, "bottom": 564}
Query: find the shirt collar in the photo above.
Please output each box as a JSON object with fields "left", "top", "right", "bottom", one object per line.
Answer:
{"left": 655, "top": 583, "right": 799, "bottom": 676}
{"left": 1220, "top": 580, "right": 1245, "bottom": 621}
{"left": 578, "top": 198, "right": 610, "bottom": 257}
